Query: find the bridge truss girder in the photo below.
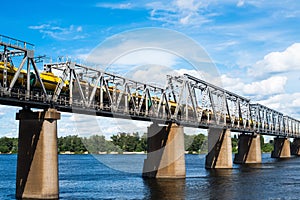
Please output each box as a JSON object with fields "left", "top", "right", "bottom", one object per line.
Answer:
{"left": 0, "top": 35, "right": 47, "bottom": 100}
{"left": 44, "top": 62, "right": 173, "bottom": 120}
{"left": 1, "top": 35, "right": 300, "bottom": 138}
{"left": 250, "top": 104, "right": 300, "bottom": 137}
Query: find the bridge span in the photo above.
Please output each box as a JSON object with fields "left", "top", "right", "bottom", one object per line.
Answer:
{"left": 1, "top": 34, "right": 300, "bottom": 199}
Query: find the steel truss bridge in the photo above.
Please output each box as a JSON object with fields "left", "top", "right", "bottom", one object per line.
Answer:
{"left": 1, "top": 34, "right": 300, "bottom": 138}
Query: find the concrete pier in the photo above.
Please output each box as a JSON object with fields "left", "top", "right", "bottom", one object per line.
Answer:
{"left": 16, "top": 108, "right": 60, "bottom": 199}
{"left": 142, "top": 123, "right": 185, "bottom": 178}
{"left": 291, "top": 138, "right": 300, "bottom": 156}
{"left": 271, "top": 137, "right": 291, "bottom": 158}
{"left": 234, "top": 134, "right": 262, "bottom": 164}
{"left": 205, "top": 128, "right": 232, "bottom": 169}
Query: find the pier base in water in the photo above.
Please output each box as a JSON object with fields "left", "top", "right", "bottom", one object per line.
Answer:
{"left": 16, "top": 108, "right": 60, "bottom": 199}
{"left": 234, "top": 134, "right": 262, "bottom": 164}
{"left": 291, "top": 138, "right": 300, "bottom": 156}
{"left": 142, "top": 123, "right": 186, "bottom": 178}
{"left": 271, "top": 137, "right": 291, "bottom": 158}
{"left": 205, "top": 128, "right": 232, "bottom": 169}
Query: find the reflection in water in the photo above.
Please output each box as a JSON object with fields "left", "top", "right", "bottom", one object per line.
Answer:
{"left": 144, "top": 178, "right": 186, "bottom": 200}
{"left": 208, "top": 169, "right": 233, "bottom": 177}
{"left": 207, "top": 165, "right": 263, "bottom": 200}
{"left": 207, "top": 163, "right": 271, "bottom": 200}
{"left": 207, "top": 169, "right": 234, "bottom": 200}
{"left": 240, "top": 163, "right": 262, "bottom": 168}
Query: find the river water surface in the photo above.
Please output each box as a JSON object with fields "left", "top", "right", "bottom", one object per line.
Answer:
{"left": 1, "top": 154, "right": 300, "bottom": 199}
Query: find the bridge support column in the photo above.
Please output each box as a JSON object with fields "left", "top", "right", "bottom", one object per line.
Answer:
{"left": 271, "top": 137, "right": 291, "bottom": 158}
{"left": 16, "top": 108, "right": 60, "bottom": 199}
{"left": 205, "top": 128, "right": 232, "bottom": 169}
{"left": 234, "top": 134, "right": 262, "bottom": 164}
{"left": 291, "top": 138, "right": 300, "bottom": 156}
{"left": 142, "top": 123, "right": 185, "bottom": 178}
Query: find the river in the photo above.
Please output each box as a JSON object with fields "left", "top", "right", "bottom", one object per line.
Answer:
{"left": 1, "top": 154, "right": 300, "bottom": 199}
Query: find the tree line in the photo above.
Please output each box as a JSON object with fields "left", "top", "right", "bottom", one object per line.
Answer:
{"left": 57, "top": 133, "right": 208, "bottom": 154}
{"left": 0, "top": 137, "right": 18, "bottom": 153}
{"left": 231, "top": 135, "right": 274, "bottom": 153}
{"left": 0, "top": 134, "right": 274, "bottom": 154}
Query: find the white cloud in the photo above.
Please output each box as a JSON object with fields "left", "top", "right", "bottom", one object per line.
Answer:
{"left": 243, "top": 76, "right": 287, "bottom": 96}
{"left": 179, "top": 14, "right": 192, "bottom": 25}
{"left": 85, "top": 28, "right": 217, "bottom": 79}
{"left": 87, "top": 38, "right": 178, "bottom": 67}
{"left": 67, "top": 113, "right": 150, "bottom": 139}
{"left": 237, "top": 0, "right": 245, "bottom": 7}
{"left": 125, "top": 65, "right": 174, "bottom": 87}
{"left": 248, "top": 43, "right": 300, "bottom": 77}
{"left": 0, "top": 106, "right": 21, "bottom": 138}
{"left": 221, "top": 75, "right": 287, "bottom": 98}
{"left": 175, "top": 68, "right": 223, "bottom": 86}
{"left": 76, "top": 26, "right": 83, "bottom": 32}
{"left": 176, "top": 0, "right": 203, "bottom": 11}
{"left": 28, "top": 24, "right": 51, "bottom": 30}
{"left": 220, "top": 42, "right": 300, "bottom": 120}
{"left": 257, "top": 93, "right": 300, "bottom": 118}
{"left": 96, "top": 2, "right": 133, "bottom": 9}
{"left": 221, "top": 71, "right": 299, "bottom": 119}
{"left": 59, "top": 111, "right": 207, "bottom": 139}
{"left": 146, "top": 0, "right": 211, "bottom": 26}
{"left": 29, "top": 23, "right": 85, "bottom": 40}
{"left": 112, "top": 49, "right": 178, "bottom": 67}
{"left": 214, "top": 40, "right": 239, "bottom": 51}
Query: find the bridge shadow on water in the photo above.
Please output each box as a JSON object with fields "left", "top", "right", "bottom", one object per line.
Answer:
{"left": 143, "top": 178, "right": 186, "bottom": 200}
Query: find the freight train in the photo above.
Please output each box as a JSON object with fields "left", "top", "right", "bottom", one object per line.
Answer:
{"left": 0, "top": 60, "right": 254, "bottom": 127}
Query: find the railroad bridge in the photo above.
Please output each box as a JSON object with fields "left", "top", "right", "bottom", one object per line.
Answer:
{"left": 1, "top": 35, "right": 300, "bottom": 199}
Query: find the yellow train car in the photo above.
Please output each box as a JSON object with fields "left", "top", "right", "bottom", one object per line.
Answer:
{"left": 0, "top": 62, "right": 27, "bottom": 86}
{"left": 30, "top": 71, "right": 69, "bottom": 92}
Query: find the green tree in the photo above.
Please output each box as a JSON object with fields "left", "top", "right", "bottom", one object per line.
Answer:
{"left": 0, "top": 137, "right": 14, "bottom": 153}
{"left": 262, "top": 143, "right": 274, "bottom": 152}
{"left": 58, "top": 135, "right": 87, "bottom": 153}
{"left": 259, "top": 135, "right": 274, "bottom": 153}
{"left": 186, "top": 134, "right": 206, "bottom": 154}
{"left": 83, "top": 135, "right": 121, "bottom": 153}
{"left": 105, "top": 140, "right": 122, "bottom": 153}
{"left": 232, "top": 135, "right": 238, "bottom": 153}
{"left": 11, "top": 138, "right": 18, "bottom": 153}
{"left": 184, "top": 134, "right": 195, "bottom": 151}
{"left": 136, "top": 133, "right": 147, "bottom": 152}
{"left": 111, "top": 132, "right": 145, "bottom": 152}
{"left": 83, "top": 135, "right": 107, "bottom": 153}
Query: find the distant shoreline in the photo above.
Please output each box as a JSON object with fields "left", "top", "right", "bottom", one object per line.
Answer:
{"left": 0, "top": 151, "right": 210, "bottom": 155}
{"left": 0, "top": 152, "right": 272, "bottom": 155}
{"left": 59, "top": 151, "right": 209, "bottom": 155}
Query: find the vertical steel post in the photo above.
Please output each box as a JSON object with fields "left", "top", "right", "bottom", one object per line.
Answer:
{"left": 26, "top": 58, "right": 30, "bottom": 99}
{"left": 3, "top": 46, "right": 7, "bottom": 88}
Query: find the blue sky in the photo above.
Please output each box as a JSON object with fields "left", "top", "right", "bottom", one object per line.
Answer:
{"left": 1, "top": 0, "right": 300, "bottom": 138}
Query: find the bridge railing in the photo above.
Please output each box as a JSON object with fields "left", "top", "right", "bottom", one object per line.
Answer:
{"left": 0, "top": 34, "right": 34, "bottom": 51}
